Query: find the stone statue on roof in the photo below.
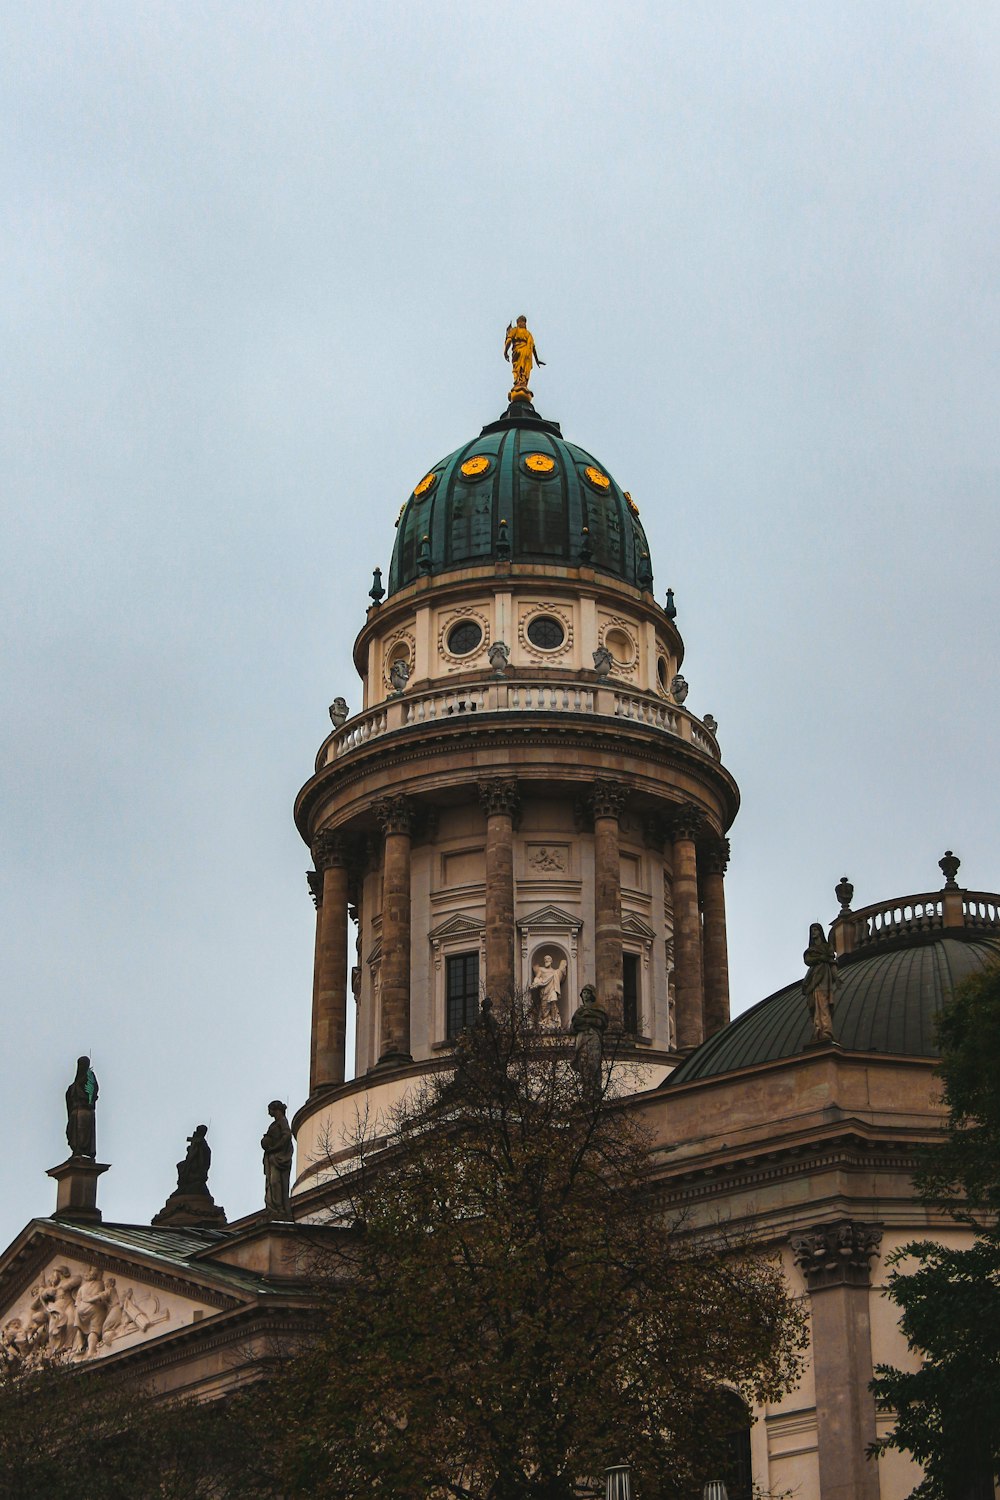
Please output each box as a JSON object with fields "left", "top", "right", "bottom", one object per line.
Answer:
{"left": 65, "top": 1056, "right": 98, "bottom": 1159}
{"left": 802, "top": 922, "right": 839, "bottom": 1043}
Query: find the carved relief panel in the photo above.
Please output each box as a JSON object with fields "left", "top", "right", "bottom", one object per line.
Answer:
{"left": 0, "top": 1254, "right": 220, "bottom": 1367}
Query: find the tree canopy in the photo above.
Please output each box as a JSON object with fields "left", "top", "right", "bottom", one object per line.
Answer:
{"left": 278, "top": 998, "right": 806, "bottom": 1499}
{"left": 870, "top": 959, "right": 1000, "bottom": 1499}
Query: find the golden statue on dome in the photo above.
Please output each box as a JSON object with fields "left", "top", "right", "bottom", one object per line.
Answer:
{"left": 504, "top": 315, "right": 545, "bottom": 403}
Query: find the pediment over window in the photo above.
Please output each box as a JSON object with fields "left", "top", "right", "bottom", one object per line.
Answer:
{"left": 428, "top": 913, "right": 485, "bottom": 944}
{"left": 517, "top": 905, "right": 583, "bottom": 934}
{"left": 622, "top": 912, "right": 657, "bottom": 941}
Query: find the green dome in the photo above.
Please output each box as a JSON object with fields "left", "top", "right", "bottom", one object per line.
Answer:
{"left": 667, "top": 931, "right": 1000, "bottom": 1086}
{"left": 387, "top": 403, "right": 654, "bottom": 596}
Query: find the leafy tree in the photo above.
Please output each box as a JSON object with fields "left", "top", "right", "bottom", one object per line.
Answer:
{"left": 277, "top": 997, "right": 806, "bottom": 1499}
{"left": 871, "top": 960, "right": 1000, "bottom": 1498}
{"left": 0, "top": 1349, "right": 279, "bottom": 1499}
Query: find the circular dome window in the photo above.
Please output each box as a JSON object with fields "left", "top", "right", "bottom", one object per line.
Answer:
{"left": 527, "top": 615, "right": 566, "bottom": 651}
{"left": 447, "top": 620, "right": 483, "bottom": 656}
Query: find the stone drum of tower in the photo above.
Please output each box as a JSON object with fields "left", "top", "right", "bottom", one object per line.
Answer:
{"left": 292, "top": 382, "right": 739, "bottom": 1200}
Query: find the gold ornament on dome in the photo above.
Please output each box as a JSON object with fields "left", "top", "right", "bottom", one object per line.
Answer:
{"left": 413, "top": 472, "right": 438, "bottom": 498}
{"left": 503, "top": 315, "right": 545, "bottom": 403}
{"left": 624, "top": 490, "right": 640, "bottom": 515}
{"left": 585, "top": 465, "right": 611, "bottom": 490}
{"left": 395, "top": 503, "right": 405, "bottom": 526}
{"left": 525, "top": 453, "right": 556, "bottom": 473}
{"left": 460, "top": 455, "right": 491, "bottom": 477}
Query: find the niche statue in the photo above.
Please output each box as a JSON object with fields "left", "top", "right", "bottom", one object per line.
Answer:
{"left": 65, "top": 1056, "right": 99, "bottom": 1159}
{"left": 262, "top": 1101, "right": 293, "bottom": 1219}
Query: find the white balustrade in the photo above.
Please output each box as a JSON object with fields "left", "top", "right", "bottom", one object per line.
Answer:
{"left": 326, "top": 682, "right": 720, "bottom": 763}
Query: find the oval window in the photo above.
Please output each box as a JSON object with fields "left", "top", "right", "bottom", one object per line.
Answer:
{"left": 657, "top": 656, "right": 669, "bottom": 689}
{"left": 526, "top": 615, "right": 566, "bottom": 651}
{"left": 447, "top": 620, "right": 483, "bottom": 656}
{"left": 460, "top": 455, "right": 491, "bottom": 478}
{"left": 524, "top": 453, "right": 556, "bottom": 474}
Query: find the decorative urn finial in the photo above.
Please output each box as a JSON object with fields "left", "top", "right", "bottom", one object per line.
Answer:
{"left": 939, "top": 850, "right": 961, "bottom": 889}
{"left": 503, "top": 315, "right": 545, "bottom": 404}
{"left": 835, "top": 875, "right": 854, "bottom": 913}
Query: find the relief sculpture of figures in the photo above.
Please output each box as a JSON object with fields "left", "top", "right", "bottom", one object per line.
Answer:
{"left": 3, "top": 1266, "right": 168, "bottom": 1369}
{"left": 529, "top": 953, "right": 567, "bottom": 1030}
{"left": 802, "top": 921, "right": 839, "bottom": 1043}
{"left": 262, "top": 1100, "right": 294, "bottom": 1219}
{"left": 503, "top": 315, "right": 545, "bottom": 400}
{"left": 65, "top": 1055, "right": 98, "bottom": 1159}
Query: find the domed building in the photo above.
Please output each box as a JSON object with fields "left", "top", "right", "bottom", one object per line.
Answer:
{"left": 0, "top": 352, "right": 998, "bottom": 1500}
{"left": 292, "top": 388, "right": 737, "bottom": 1192}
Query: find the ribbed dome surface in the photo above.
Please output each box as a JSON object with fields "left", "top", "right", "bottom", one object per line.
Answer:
{"left": 667, "top": 932, "right": 1000, "bottom": 1086}
{"left": 388, "top": 405, "right": 653, "bottom": 596}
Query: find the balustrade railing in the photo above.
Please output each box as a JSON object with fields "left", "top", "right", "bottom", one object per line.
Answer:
{"left": 321, "top": 680, "right": 720, "bottom": 764}
{"left": 833, "top": 887, "right": 1000, "bottom": 953}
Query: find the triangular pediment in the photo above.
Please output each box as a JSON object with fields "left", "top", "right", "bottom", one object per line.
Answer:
{"left": 517, "top": 905, "right": 583, "bottom": 933}
{"left": 0, "top": 1220, "right": 249, "bottom": 1367}
{"left": 427, "top": 913, "right": 485, "bottom": 943}
{"left": 622, "top": 912, "right": 657, "bottom": 940}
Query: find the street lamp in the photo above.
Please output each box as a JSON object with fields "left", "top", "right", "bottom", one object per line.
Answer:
{"left": 604, "top": 1462, "right": 633, "bottom": 1499}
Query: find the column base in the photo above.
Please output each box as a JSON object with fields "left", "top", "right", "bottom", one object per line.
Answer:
{"left": 371, "top": 1050, "right": 414, "bottom": 1072}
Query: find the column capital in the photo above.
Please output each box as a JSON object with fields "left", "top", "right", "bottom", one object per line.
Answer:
{"left": 374, "top": 795, "right": 413, "bottom": 837}
{"left": 306, "top": 870, "right": 323, "bottom": 908}
{"left": 791, "top": 1221, "right": 883, "bottom": 1290}
{"left": 311, "top": 829, "right": 348, "bottom": 872}
{"left": 478, "top": 777, "right": 520, "bottom": 820}
{"left": 589, "top": 777, "right": 628, "bottom": 821}
{"left": 700, "top": 835, "right": 731, "bottom": 876}
{"left": 670, "top": 802, "right": 705, "bottom": 843}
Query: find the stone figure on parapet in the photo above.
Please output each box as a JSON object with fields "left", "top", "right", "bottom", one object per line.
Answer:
{"left": 262, "top": 1100, "right": 294, "bottom": 1219}
{"left": 65, "top": 1056, "right": 99, "bottom": 1159}
{"left": 503, "top": 315, "right": 545, "bottom": 401}
{"left": 530, "top": 953, "right": 567, "bottom": 1030}
{"left": 570, "top": 985, "right": 609, "bottom": 1085}
{"left": 802, "top": 922, "right": 839, "bottom": 1043}
{"left": 176, "top": 1124, "right": 211, "bottom": 1195}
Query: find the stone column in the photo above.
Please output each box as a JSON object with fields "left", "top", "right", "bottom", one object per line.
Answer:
{"left": 374, "top": 795, "right": 413, "bottom": 1066}
{"left": 479, "top": 778, "right": 519, "bottom": 1000}
{"left": 791, "top": 1222, "right": 883, "bottom": 1500}
{"left": 671, "top": 803, "right": 705, "bottom": 1051}
{"left": 591, "top": 778, "right": 627, "bottom": 1027}
{"left": 310, "top": 831, "right": 350, "bottom": 1092}
{"left": 700, "top": 836, "right": 731, "bottom": 1037}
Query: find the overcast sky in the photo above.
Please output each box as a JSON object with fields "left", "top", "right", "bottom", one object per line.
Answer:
{"left": 2, "top": 2, "right": 997, "bottom": 1252}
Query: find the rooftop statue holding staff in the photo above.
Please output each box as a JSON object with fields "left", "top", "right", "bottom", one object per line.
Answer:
{"left": 66, "top": 1055, "right": 99, "bottom": 1159}
{"left": 504, "top": 315, "right": 545, "bottom": 402}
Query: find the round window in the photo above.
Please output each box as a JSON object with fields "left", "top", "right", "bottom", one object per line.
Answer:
{"left": 447, "top": 620, "right": 483, "bottom": 656}
{"left": 526, "top": 615, "right": 566, "bottom": 651}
